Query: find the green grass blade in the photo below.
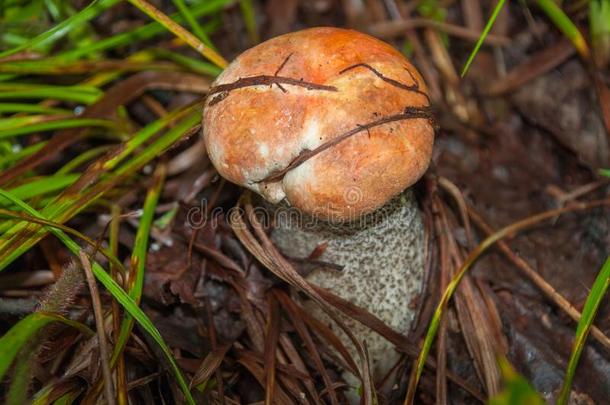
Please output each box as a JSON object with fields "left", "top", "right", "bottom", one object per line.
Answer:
{"left": 536, "top": 0, "right": 590, "bottom": 59}
{"left": 6, "top": 344, "right": 33, "bottom": 405}
{"left": 0, "top": 103, "right": 70, "bottom": 115}
{"left": 32, "top": 382, "right": 82, "bottom": 405}
{"left": 103, "top": 104, "right": 197, "bottom": 170}
{"left": 489, "top": 356, "right": 546, "bottom": 405}
{"left": 55, "top": 0, "right": 229, "bottom": 63}
{"left": 0, "top": 205, "right": 127, "bottom": 273}
{"left": 0, "top": 313, "right": 53, "bottom": 381}
{"left": 0, "top": 111, "right": 199, "bottom": 272}
{"left": 128, "top": 165, "right": 165, "bottom": 301}
{"left": 153, "top": 49, "right": 222, "bottom": 77}
{"left": 461, "top": 0, "right": 507, "bottom": 77}
{"left": 125, "top": 0, "right": 228, "bottom": 68}
{"left": 171, "top": 0, "right": 214, "bottom": 47}
{"left": 0, "top": 59, "right": 176, "bottom": 75}
{"left": 0, "top": 192, "right": 195, "bottom": 404}
{"left": 0, "top": 0, "right": 121, "bottom": 59}
{"left": 0, "top": 142, "right": 47, "bottom": 168}
{"left": 0, "top": 114, "right": 72, "bottom": 131}
{"left": 114, "top": 112, "right": 199, "bottom": 176}
{"left": 56, "top": 145, "right": 111, "bottom": 175}
{"left": 590, "top": 0, "right": 610, "bottom": 65}
{"left": 112, "top": 165, "right": 166, "bottom": 366}
{"left": 52, "top": 391, "right": 82, "bottom": 405}
{"left": 0, "top": 118, "right": 117, "bottom": 138}
{"left": 2, "top": 174, "right": 79, "bottom": 206}
{"left": 558, "top": 257, "right": 610, "bottom": 405}
{"left": 0, "top": 83, "right": 102, "bottom": 104}
{"left": 0, "top": 312, "right": 93, "bottom": 381}
{"left": 239, "top": 0, "right": 260, "bottom": 44}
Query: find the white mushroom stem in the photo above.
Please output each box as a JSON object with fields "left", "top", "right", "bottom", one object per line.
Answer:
{"left": 266, "top": 189, "right": 426, "bottom": 392}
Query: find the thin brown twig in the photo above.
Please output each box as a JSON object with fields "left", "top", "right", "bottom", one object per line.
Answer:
{"left": 545, "top": 179, "right": 609, "bottom": 206}
{"left": 79, "top": 251, "right": 116, "bottom": 405}
{"left": 338, "top": 62, "right": 430, "bottom": 101}
{"left": 438, "top": 177, "right": 473, "bottom": 246}
{"left": 367, "top": 18, "right": 510, "bottom": 45}
{"left": 207, "top": 75, "right": 338, "bottom": 106}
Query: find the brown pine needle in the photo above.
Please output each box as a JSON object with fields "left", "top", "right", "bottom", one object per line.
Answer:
{"left": 80, "top": 251, "right": 116, "bottom": 405}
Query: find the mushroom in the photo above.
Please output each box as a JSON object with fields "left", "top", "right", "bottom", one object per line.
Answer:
{"left": 203, "top": 27, "right": 434, "bottom": 394}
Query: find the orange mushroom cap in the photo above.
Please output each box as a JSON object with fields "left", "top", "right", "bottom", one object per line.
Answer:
{"left": 203, "top": 27, "right": 434, "bottom": 221}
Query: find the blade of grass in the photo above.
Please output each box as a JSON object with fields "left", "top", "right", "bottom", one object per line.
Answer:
{"left": 536, "top": 0, "right": 590, "bottom": 59}
{"left": 152, "top": 49, "right": 223, "bottom": 77}
{"left": 590, "top": 0, "right": 610, "bottom": 66}
{"left": 103, "top": 104, "right": 196, "bottom": 170}
{"left": 0, "top": 312, "right": 94, "bottom": 381}
{"left": 0, "top": 83, "right": 102, "bottom": 104}
{"left": 0, "top": 115, "right": 71, "bottom": 129}
{"left": 55, "top": 145, "right": 111, "bottom": 175}
{"left": 109, "top": 204, "right": 128, "bottom": 405}
{"left": 31, "top": 380, "right": 82, "bottom": 405}
{"left": 557, "top": 257, "right": 610, "bottom": 405}
{"left": 6, "top": 341, "right": 34, "bottom": 405}
{"left": 2, "top": 174, "right": 78, "bottom": 206}
{"left": 239, "top": 0, "right": 260, "bottom": 44}
{"left": 0, "top": 191, "right": 195, "bottom": 404}
{"left": 0, "top": 103, "right": 70, "bottom": 115}
{"left": 0, "top": 205, "right": 126, "bottom": 273}
{"left": 111, "top": 164, "right": 166, "bottom": 366}
{"left": 126, "top": 0, "right": 228, "bottom": 68}
{"left": 79, "top": 50, "right": 156, "bottom": 88}
{"left": 76, "top": 164, "right": 165, "bottom": 402}
{"left": 52, "top": 0, "right": 228, "bottom": 63}
{"left": 461, "top": 0, "right": 507, "bottom": 76}
{"left": 0, "top": 142, "right": 47, "bottom": 168}
{"left": 489, "top": 356, "right": 546, "bottom": 405}
{"left": 0, "top": 59, "right": 178, "bottom": 75}
{"left": 0, "top": 118, "right": 118, "bottom": 138}
{"left": 0, "top": 0, "right": 121, "bottom": 59}
{"left": 0, "top": 110, "right": 199, "bottom": 271}
{"left": 171, "top": 0, "right": 214, "bottom": 47}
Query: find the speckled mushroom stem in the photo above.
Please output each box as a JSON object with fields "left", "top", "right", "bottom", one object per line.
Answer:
{"left": 266, "top": 190, "right": 425, "bottom": 389}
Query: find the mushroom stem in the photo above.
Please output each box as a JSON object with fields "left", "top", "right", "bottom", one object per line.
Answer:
{"left": 267, "top": 189, "right": 425, "bottom": 393}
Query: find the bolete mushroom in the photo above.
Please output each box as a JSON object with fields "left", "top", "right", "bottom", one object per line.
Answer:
{"left": 203, "top": 27, "right": 434, "bottom": 392}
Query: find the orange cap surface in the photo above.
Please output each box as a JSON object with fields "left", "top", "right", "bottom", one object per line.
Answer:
{"left": 203, "top": 27, "right": 434, "bottom": 221}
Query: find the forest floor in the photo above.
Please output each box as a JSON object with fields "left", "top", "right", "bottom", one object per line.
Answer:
{"left": 0, "top": 0, "right": 609, "bottom": 404}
